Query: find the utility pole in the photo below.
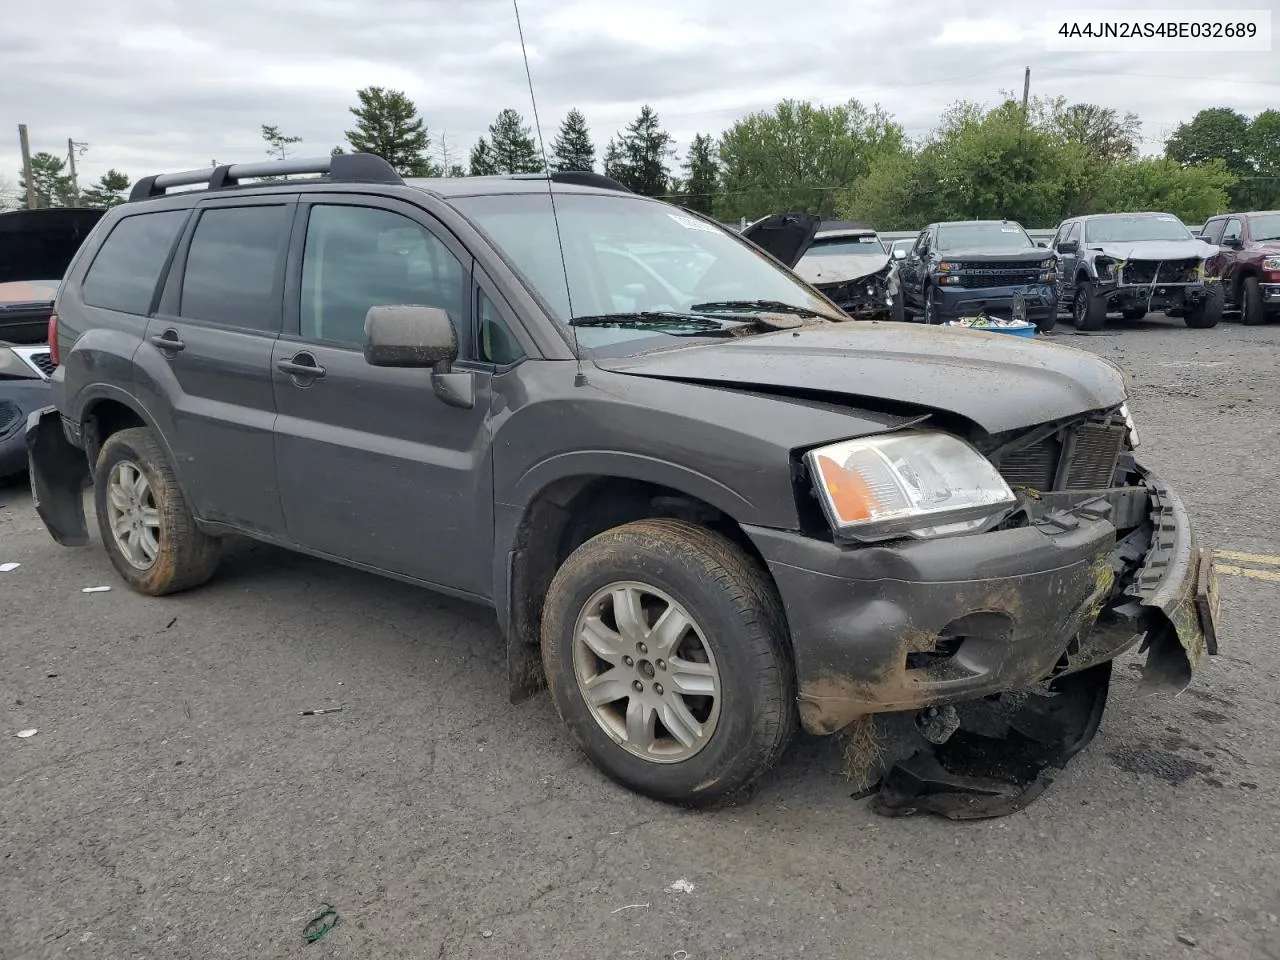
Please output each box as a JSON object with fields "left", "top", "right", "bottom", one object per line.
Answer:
{"left": 66, "top": 138, "right": 81, "bottom": 207}
{"left": 18, "top": 124, "right": 35, "bottom": 209}
{"left": 1021, "top": 67, "right": 1031, "bottom": 120}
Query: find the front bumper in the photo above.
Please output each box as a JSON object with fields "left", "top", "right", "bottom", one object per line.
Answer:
{"left": 1260, "top": 282, "right": 1280, "bottom": 305}
{"left": 932, "top": 283, "right": 1057, "bottom": 322}
{"left": 745, "top": 466, "right": 1217, "bottom": 735}
{"left": 0, "top": 379, "right": 52, "bottom": 477}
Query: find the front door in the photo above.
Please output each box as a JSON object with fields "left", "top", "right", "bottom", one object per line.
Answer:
{"left": 271, "top": 197, "right": 494, "bottom": 597}
{"left": 140, "top": 197, "right": 295, "bottom": 535}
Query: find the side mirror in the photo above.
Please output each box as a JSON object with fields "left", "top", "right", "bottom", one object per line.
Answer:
{"left": 1057, "top": 240, "right": 1078, "bottom": 254}
{"left": 363, "top": 305, "right": 473, "bottom": 410}
{"left": 1036, "top": 240, "right": 1048, "bottom": 248}
{"left": 364, "top": 305, "right": 458, "bottom": 370}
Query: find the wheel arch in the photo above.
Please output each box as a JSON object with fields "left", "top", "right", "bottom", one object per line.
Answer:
{"left": 498, "top": 469, "right": 787, "bottom": 705}
{"left": 75, "top": 387, "right": 160, "bottom": 472}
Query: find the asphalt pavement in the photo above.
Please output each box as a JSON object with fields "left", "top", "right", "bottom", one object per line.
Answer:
{"left": 3, "top": 313, "right": 1279, "bottom": 960}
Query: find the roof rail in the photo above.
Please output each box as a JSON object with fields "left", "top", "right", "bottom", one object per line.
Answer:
{"left": 507, "top": 171, "right": 633, "bottom": 193}
{"left": 127, "top": 153, "right": 403, "bottom": 202}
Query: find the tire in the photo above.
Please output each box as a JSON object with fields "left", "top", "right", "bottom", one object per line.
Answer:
{"left": 93, "top": 427, "right": 221, "bottom": 596}
{"left": 1073, "top": 281, "right": 1108, "bottom": 331}
{"left": 1121, "top": 307, "right": 1147, "bottom": 321}
{"left": 922, "top": 285, "right": 939, "bottom": 325}
{"left": 890, "top": 289, "right": 907, "bottom": 323}
{"left": 1240, "top": 276, "right": 1265, "bottom": 326}
{"left": 1185, "top": 283, "right": 1224, "bottom": 329}
{"left": 541, "top": 519, "right": 796, "bottom": 807}
{"left": 1034, "top": 310, "right": 1058, "bottom": 333}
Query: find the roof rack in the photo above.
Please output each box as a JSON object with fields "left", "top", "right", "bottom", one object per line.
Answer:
{"left": 506, "top": 171, "right": 633, "bottom": 193}
{"left": 128, "top": 153, "right": 404, "bottom": 202}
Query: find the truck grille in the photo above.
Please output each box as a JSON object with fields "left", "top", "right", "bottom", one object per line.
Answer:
{"left": 0, "top": 400, "right": 21, "bottom": 437}
{"left": 957, "top": 268, "right": 1043, "bottom": 288}
{"left": 997, "top": 420, "right": 1128, "bottom": 492}
{"left": 1120, "top": 258, "right": 1200, "bottom": 285}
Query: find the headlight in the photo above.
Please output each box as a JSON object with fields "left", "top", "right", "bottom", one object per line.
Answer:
{"left": 1096, "top": 257, "right": 1116, "bottom": 279}
{"left": 937, "top": 261, "right": 954, "bottom": 272}
{"left": 1040, "top": 258, "right": 1057, "bottom": 270}
{"left": 1119, "top": 402, "right": 1140, "bottom": 449}
{"left": 804, "top": 431, "right": 1016, "bottom": 542}
{"left": 1263, "top": 256, "right": 1280, "bottom": 271}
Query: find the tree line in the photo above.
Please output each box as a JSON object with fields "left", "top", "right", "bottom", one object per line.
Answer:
{"left": 10, "top": 84, "right": 1277, "bottom": 227}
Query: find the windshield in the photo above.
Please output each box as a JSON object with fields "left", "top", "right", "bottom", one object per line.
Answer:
{"left": 1084, "top": 215, "right": 1192, "bottom": 243}
{"left": 1249, "top": 213, "right": 1280, "bottom": 242}
{"left": 936, "top": 223, "right": 1033, "bottom": 251}
{"left": 451, "top": 192, "right": 839, "bottom": 353}
{"left": 807, "top": 235, "right": 886, "bottom": 256}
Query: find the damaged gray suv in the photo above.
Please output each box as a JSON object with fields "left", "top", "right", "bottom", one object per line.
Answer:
{"left": 27, "top": 154, "right": 1219, "bottom": 808}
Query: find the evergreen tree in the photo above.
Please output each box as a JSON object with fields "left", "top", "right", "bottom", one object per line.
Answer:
{"left": 611, "top": 105, "right": 675, "bottom": 196}
{"left": 602, "top": 138, "right": 625, "bottom": 180}
{"left": 81, "top": 169, "right": 131, "bottom": 208}
{"left": 19, "top": 152, "right": 74, "bottom": 208}
{"left": 261, "top": 124, "right": 302, "bottom": 161}
{"left": 470, "top": 137, "right": 498, "bottom": 176}
{"left": 344, "top": 86, "right": 434, "bottom": 176}
{"left": 487, "top": 109, "right": 544, "bottom": 173}
{"left": 680, "top": 133, "right": 719, "bottom": 214}
{"left": 551, "top": 108, "right": 595, "bottom": 172}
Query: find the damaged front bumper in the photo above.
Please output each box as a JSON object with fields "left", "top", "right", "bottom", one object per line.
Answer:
{"left": 932, "top": 283, "right": 1057, "bottom": 323}
{"left": 817, "top": 266, "right": 898, "bottom": 319}
{"left": 745, "top": 464, "right": 1218, "bottom": 736}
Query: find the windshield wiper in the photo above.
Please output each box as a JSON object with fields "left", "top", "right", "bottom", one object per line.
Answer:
{"left": 566, "top": 312, "right": 738, "bottom": 336}
{"left": 688, "top": 299, "right": 845, "bottom": 323}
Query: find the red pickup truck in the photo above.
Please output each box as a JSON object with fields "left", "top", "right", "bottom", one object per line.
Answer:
{"left": 1200, "top": 211, "right": 1280, "bottom": 325}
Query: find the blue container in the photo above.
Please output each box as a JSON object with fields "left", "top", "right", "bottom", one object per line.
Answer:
{"left": 986, "top": 323, "right": 1037, "bottom": 338}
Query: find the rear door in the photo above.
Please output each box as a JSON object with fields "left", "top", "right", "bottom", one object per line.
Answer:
{"left": 270, "top": 196, "right": 494, "bottom": 596}
{"left": 139, "top": 195, "right": 296, "bottom": 535}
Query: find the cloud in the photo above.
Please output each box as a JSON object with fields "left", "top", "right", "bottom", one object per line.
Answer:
{"left": 1, "top": 0, "right": 1276, "bottom": 189}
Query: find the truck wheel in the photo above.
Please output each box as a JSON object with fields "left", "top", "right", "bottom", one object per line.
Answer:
{"left": 1034, "top": 311, "right": 1058, "bottom": 333}
{"left": 922, "top": 285, "right": 940, "bottom": 325}
{"left": 1073, "top": 283, "right": 1107, "bottom": 331}
{"left": 891, "top": 289, "right": 907, "bottom": 322}
{"left": 93, "top": 427, "right": 221, "bottom": 596}
{"left": 1122, "top": 307, "right": 1147, "bottom": 321}
{"left": 541, "top": 519, "right": 796, "bottom": 807}
{"left": 1240, "top": 276, "right": 1265, "bottom": 325}
{"left": 1185, "top": 283, "right": 1224, "bottom": 329}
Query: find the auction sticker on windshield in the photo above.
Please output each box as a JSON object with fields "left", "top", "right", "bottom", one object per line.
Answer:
{"left": 1045, "top": 9, "right": 1271, "bottom": 50}
{"left": 668, "top": 213, "right": 720, "bottom": 233}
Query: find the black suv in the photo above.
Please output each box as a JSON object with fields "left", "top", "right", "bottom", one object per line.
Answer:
{"left": 26, "top": 154, "right": 1217, "bottom": 806}
{"left": 892, "top": 220, "right": 1059, "bottom": 330}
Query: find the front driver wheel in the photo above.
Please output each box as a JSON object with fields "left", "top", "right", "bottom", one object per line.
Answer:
{"left": 94, "top": 427, "right": 221, "bottom": 596}
{"left": 541, "top": 519, "right": 796, "bottom": 806}
{"left": 1073, "top": 282, "right": 1107, "bottom": 331}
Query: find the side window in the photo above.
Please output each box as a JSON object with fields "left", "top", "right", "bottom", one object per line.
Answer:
{"left": 300, "top": 205, "right": 466, "bottom": 348}
{"left": 1065, "top": 222, "right": 1081, "bottom": 243}
{"left": 179, "top": 205, "right": 292, "bottom": 332}
{"left": 1051, "top": 222, "right": 1069, "bottom": 246}
{"left": 82, "top": 210, "right": 187, "bottom": 315}
{"left": 1200, "top": 219, "right": 1225, "bottom": 245}
{"left": 478, "top": 291, "right": 526, "bottom": 366}
{"left": 1221, "top": 218, "right": 1243, "bottom": 245}
{"left": 912, "top": 230, "right": 930, "bottom": 256}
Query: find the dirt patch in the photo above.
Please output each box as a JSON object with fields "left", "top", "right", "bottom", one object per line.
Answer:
{"left": 1109, "top": 743, "right": 1214, "bottom": 786}
{"left": 1193, "top": 709, "right": 1230, "bottom": 724}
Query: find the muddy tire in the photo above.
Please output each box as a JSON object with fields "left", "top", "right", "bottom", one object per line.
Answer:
{"left": 1185, "top": 283, "right": 1224, "bottom": 329}
{"left": 1121, "top": 307, "right": 1147, "bottom": 321}
{"left": 1034, "top": 310, "right": 1058, "bottom": 333}
{"left": 1073, "top": 282, "right": 1107, "bottom": 331}
{"left": 541, "top": 519, "right": 796, "bottom": 807}
{"left": 1240, "top": 276, "right": 1265, "bottom": 325}
{"left": 93, "top": 427, "right": 221, "bottom": 596}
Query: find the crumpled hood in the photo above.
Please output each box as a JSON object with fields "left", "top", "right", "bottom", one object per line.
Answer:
{"left": 794, "top": 253, "right": 891, "bottom": 285}
{"left": 594, "top": 321, "right": 1126, "bottom": 435}
{"left": 1088, "top": 238, "right": 1218, "bottom": 261}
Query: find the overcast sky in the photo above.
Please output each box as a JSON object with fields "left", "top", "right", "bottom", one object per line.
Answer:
{"left": 2, "top": 0, "right": 1277, "bottom": 190}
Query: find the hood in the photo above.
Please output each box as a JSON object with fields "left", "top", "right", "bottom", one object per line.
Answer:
{"left": 1086, "top": 239, "right": 1217, "bottom": 261}
{"left": 593, "top": 321, "right": 1126, "bottom": 435}
{"left": 794, "top": 252, "right": 891, "bottom": 285}
{"left": 0, "top": 207, "right": 105, "bottom": 287}
{"left": 740, "top": 212, "right": 820, "bottom": 268}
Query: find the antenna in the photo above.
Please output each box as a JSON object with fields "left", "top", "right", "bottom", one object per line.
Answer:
{"left": 511, "top": 0, "right": 585, "bottom": 382}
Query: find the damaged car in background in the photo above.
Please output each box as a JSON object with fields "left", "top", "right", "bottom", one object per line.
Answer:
{"left": 0, "top": 207, "right": 105, "bottom": 477}
{"left": 1051, "top": 212, "right": 1223, "bottom": 330}
{"left": 741, "top": 213, "right": 899, "bottom": 319}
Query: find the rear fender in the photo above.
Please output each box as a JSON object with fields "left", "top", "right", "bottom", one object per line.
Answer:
{"left": 25, "top": 406, "right": 91, "bottom": 546}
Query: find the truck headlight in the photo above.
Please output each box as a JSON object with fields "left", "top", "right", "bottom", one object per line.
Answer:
{"left": 804, "top": 432, "right": 1016, "bottom": 542}
{"left": 1262, "top": 256, "right": 1280, "bottom": 271}
{"left": 1119, "top": 402, "right": 1140, "bottom": 449}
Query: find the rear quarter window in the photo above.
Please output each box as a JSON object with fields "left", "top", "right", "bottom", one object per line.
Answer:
{"left": 81, "top": 210, "right": 187, "bottom": 315}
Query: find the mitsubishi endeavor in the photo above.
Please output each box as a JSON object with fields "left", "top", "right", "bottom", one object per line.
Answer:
{"left": 26, "top": 154, "right": 1218, "bottom": 806}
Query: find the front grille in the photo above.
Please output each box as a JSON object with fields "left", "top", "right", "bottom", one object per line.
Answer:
{"left": 957, "top": 269, "right": 1042, "bottom": 289}
{"left": 29, "top": 351, "right": 56, "bottom": 376}
{"left": 0, "top": 400, "right": 21, "bottom": 437}
{"left": 996, "top": 418, "right": 1128, "bottom": 492}
{"left": 1119, "top": 258, "right": 1200, "bottom": 285}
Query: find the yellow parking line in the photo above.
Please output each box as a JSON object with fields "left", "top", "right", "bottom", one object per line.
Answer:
{"left": 1215, "top": 564, "right": 1280, "bottom": 585}
{"left": 1213, "top": 550, "right": 1280, "bottom": 568}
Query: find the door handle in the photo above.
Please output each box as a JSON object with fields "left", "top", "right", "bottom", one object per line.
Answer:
{"left": 150, "top": 331, "right": 185, "bottom": 352}
{"left": 277, "top": 355, "right": 326, "bottom": 379}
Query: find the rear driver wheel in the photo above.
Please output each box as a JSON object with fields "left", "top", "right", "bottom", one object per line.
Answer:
{"left": 541, "top": 519, "right": 796, "bottom": 806}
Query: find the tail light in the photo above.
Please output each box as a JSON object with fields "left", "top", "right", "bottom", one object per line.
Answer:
{"left": 47, "top": 313, "right": 59, "bottom": 366}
